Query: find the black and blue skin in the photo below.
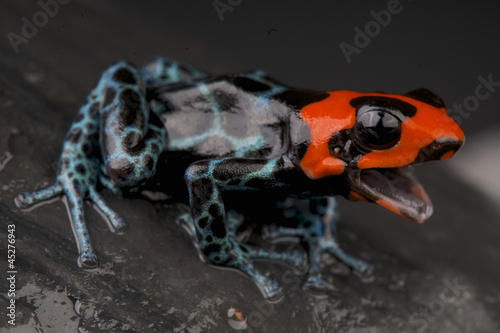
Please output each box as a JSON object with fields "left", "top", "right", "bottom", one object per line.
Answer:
{"left": 16, "top": 57, "right": 464, "bottom": 300}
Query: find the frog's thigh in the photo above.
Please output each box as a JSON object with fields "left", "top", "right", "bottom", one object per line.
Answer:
{"left": 98, "top": 63, "right": 166, "bottom": 187}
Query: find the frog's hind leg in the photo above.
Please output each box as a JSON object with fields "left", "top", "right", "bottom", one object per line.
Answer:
{"left": 185, "top": 157, "right": 299, "bottom": 301}
{"left": 263, "top": 197, "right": 371, "bottom": 292}
{"left": 16, "top": 61, "right": 165, "bottom": 267}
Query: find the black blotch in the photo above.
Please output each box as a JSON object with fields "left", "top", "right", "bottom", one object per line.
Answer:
{"left": 143, "top": 155, "right": 154, "bottom": 171}
{"left": 190, "top": 179, "right": 213, "bottom": 208}
{"left": 75, "top": 164, "right": 86, "bottom": 175}
{"left": 227, "top": 179, "right": 241, "bottom": 187}
{"left": 124, "top": 132, "right": 141, "bottom": 149}
{"left": 107, "top": 161, "right": 135, "bottom": 184}
{"left": 200, "top": 179, "right": 214, "bottom": 197}
{"left": 72, "top": 179, "right": 80, "bottom": 190}
{"left": 197, "top": 216, "right": 209, "bottom": 230}
{"left": 124, "top": 136, "right": 145, "bottom": 156}
{"left": 213, "top": 171, "right": 232, "bottom": 182}
{"left": 414, "top": 138, "right": 462, "bottom": 163}
{"left": 151, "top": 143, "right": 159, "bottom": 154}
{"left": 350, "top": 96, "right": 417, "bottom": 119}
{"left": 204, "top": 244, "right": 222, "bottom": 257}
{"left": 206, "top": 235, "right": 213, "bottom": 243}
{"left": 303, "top": 221, "right": 312, "bottom": 228}
{"left": 102, "top": 87, "right": 116, "bottom": 108}
{"left": 233, "top": 77, "right": 271, "bottom": 92}
{"left": 208, "top": 204, "right": 220, "bottom": 218}
{"left": 273, "top": 90, "right": 330, "bottom": 109}
{"left": 113, "top": 68, "right": 137, "bottom": 84}
{"left": 405, "top": 88, "right": 445, "bottom": 109}
{"left": 82, "top": 143, "right": 93, "bottom": 158}
{"left": 211, "top": 220, "right": 227, "bottom": 239}
{"left": 212, "top": 89, "right": 238, "bottom": 112}
{"left": 89, "top": 103, "right": 100, "bottom": 117}
{"left": 243, "top": 178, "right": 268, "bottom": 189}
{"left": 309, "top": 200, "right": 318, "bottom": 215}
{"left": 319, "top": 197, "right": 328, "bottom": 207}
{"left": 149, "top": 112, "right": 165, "bottom": 128}
{"left": 121, "top": 89, "right": 141, "bottom": 112}
{"left": 66, "top": 128, "right": 82, "bottom": 143}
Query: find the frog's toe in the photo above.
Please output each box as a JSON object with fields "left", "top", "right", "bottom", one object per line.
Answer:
{"left": 261, "top": 225, "right": 280, "bottom": 240}
{"left": 223, "top": 247, "right": 283, "bottom": 301}
{"left": 326, "top": 243, "right": 372, "bottom": 275}
{"left": 260, "top": 280, "right": 284, "bottom": 303}
{"left": 15, "top": 183, "right": 63, "bottom": 208}
{"left": 176, "top": 212, "right": 197, "bottom": 237}
{"left": 78, "top": 249, "right": 99, "bottom": 269}
{"left": 290, "top": 249, "right": 308, "bottom": 272}
{"left": 351, "top": 260, "right": 373, "bottom": 277}
{"left": 303, "top": 275, "right": 328, "bottom": 294}
{"left": 88, "top": 188, "right": 127, "bottom": 234}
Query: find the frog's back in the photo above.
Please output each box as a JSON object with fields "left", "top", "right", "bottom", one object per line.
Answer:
{"left": 153, "top": 71, "right": 300, "bottom": 160}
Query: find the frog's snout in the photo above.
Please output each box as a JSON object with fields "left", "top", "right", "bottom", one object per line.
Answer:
{"left": 414, "top": 137, "right": 463, "bottom": 163}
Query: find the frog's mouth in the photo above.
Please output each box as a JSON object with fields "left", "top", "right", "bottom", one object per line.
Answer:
{"left": 346, "top": 166, "right": 433, "bottom": 223}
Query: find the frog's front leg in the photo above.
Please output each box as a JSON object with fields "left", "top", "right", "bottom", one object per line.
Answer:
{"left": 185, "top": 157, "right": 299, "bottom": 301}
{"left": 16, "top": 62, "right": 165, "bottom": 267}
{"left": 264, "top": 197, "right": 371, "bottom": 292}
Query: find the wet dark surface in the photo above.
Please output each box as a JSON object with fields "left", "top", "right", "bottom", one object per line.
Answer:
{"left": 1, "top": 1, "right": 500, "bottom": 332}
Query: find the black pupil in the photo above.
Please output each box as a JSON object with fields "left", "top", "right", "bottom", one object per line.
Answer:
{"left": 354, "top": 109, "right": 401, "bottom": 150}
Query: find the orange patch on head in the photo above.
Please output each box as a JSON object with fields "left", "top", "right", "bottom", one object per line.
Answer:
{"left": 299, "top": 90, "right": 464, "bottom": 177}
{"left": 299, "top": 91, "right": 359, "bottom": 179}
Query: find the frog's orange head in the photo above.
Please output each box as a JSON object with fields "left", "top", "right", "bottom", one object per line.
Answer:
{"left": 299, "top": 88, "right": 464, "bottom": 223}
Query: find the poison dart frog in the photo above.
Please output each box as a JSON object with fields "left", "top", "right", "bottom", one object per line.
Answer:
{"left": 16, "top": 57, "right": 464, "bottom": 301}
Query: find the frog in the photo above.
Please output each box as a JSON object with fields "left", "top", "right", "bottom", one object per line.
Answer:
{"left": 16, "top": 57, "right": 464, "bottom": 301}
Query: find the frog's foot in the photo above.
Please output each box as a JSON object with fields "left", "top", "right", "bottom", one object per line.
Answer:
{"left": 177, "top": 212, "right": 306, "bottom": 294}
{"left": 16, "top": 178, "right": 126, "bottom": 268}
{"left": 223, "top": 245, "right": 283, "bottom": 302}
{"left": 262, "top": 223, "right": 371, "bottom": 292}
{"left": 16, "top": 183, "right": 64, "bottom": 208}
{"left": 302, "top": 233, "right": 372, "bottom": 293}
{"left": 87, "top": 188, "right": 127, "bottom": 234}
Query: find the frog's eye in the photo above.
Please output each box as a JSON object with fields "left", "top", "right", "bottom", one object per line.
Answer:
{"left": 353, "top": 106, "right": 401, "bottom": 150}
